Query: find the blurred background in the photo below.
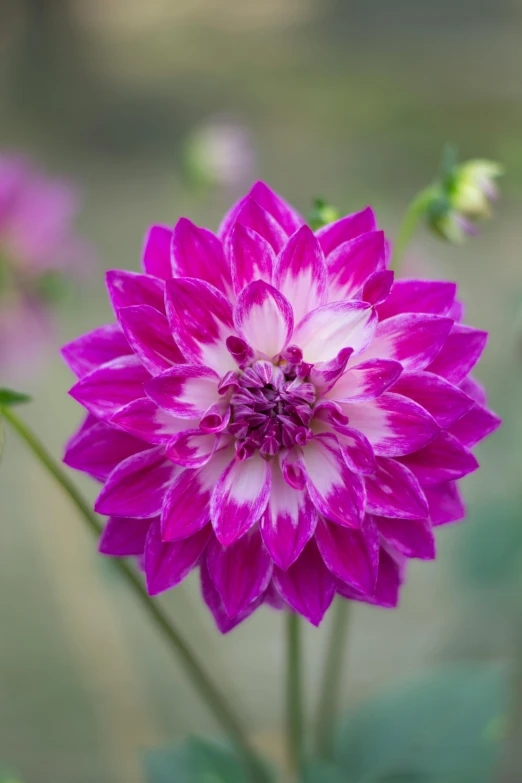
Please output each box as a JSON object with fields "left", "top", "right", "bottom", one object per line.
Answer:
{"left": 1, "top": 1, "right": 522, "bottom": 781}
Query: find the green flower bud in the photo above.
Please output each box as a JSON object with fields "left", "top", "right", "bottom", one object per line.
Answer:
{"left": 308, "top": 198, "right": 341, "bottom": 230}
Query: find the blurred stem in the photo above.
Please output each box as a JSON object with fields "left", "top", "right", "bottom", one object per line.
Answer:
{"left": 0, "top": 405, "right": 268, "bottom": 783}
{"left": 315, "top": 598, "right": 350, "bottom": 760}
{"left": 286, "top": 611, "right": 304, "bottom": 777}
{"left": 390, "top": 186, "right": 436, "bottom": 273}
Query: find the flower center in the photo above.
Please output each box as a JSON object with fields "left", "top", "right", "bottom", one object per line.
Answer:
{"left": 228, "top": 359, "right": 316, "bottom": 458}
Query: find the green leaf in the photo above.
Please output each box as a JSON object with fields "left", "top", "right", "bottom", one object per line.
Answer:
{"left": 144, "top": 737, "right": 273, "bottom": 783}
{"left": 0, "top": 389, "right": 32, "bottom": 407}
{"left": 334, "top": 665, "right": 507, "bottom": 783}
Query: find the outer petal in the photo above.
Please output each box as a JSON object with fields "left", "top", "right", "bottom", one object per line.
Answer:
{"left": 315, "top": 515, "right": 380, "bottom": 593}
{"left": 260, "top": 460, "right": 318, "bottom": 570}
{"left": 376, "top": 279, "right": 457, "bottom": 320}
{"left": 390, "top": 371, "right": 473, "bottom": 428}
{"left": 447, "top": 404, "right": 501, "bottom": 448}
{"left": 118, "top": 304, "right": 184, "bottom": 375}
{"left": 326, "top": 231, "right": 386, "bottom": 303}
{"left": 234, "top": 281, "right": 293, "bottom": 358}
{"left": 233, "top": 198, "right": 287, "bottom": 253}
{"left": 273, "top": 226, "right": 328, "bottom": 324}
{"left": 106, "top": 270, "right": 166, "bottom": 314}
{"left": 62, "top": 323, "right": 132, "bottom": 379}
{"left": 230, "top": 222, "right": 276, "bottom": 295}
{"left": 95, "top": 447, "right": 178, "bottom": 519}
{"left": 69, "top": 355, "right": 150, "bottom": 421}
{"left": 200, "top": 559, "right": 264, "bottom": 633}
{"left": 273, "top": 540, "right": 336, "bottom": 626}
{"left": 398, "top": 431, "right": 479, "bottom": 486}
{"left": 247, "top": 181, "right": 304, "bottom": 235}
{"left": 361, "top": 269, "right": 394, "bottom": 306}
{"left": 425, "top": 482, "right": 466, "bottom": 526}
{"left": 460, "top": 375, "right": 487, "bottom": 406}
{"left": 206, "top": 530, "right": 273, "bottom": 618}
{"left": 145, "top": 365, "right": 219, "bottom": 419}
{"left": 293, "top": 301, "right": 377, "bottom": 364}
{"left": 142, "top": 224, "right": 173, "bottom": 279}
{"left": 64, "top": 416, "right": 148, "bottom": 480}
{"left": 145, "top": 521, "right": 210, "bottom": 596}
{"left": 356, "top": 313, "right": 453, "bottom": 372}
{"left": 426, "top": 324, "right": 488, "bottom": 384}
{"left": 111, "top": 398, "right": 196, "bottom": 445}
{"left": 99, "top": 516, "right": 152, "bottom": 556}
{"left": 165, "top": 277, "right": 236, "bottom": 374}
{"left": 336, "top": 547, "right": 403, "bottom": 608}
{"left": 325, "top": 359, "right": 402, "bottom": 403}
{"left": 302, "top": 435, "right": 365, "bottom": 527}
{"left": 316, "top": 206, "right": 377, "bottom": 256}
{"left": 342, "top": 393, "right": 440, "bottom": 457}
{"left": 161, "top": 449, "right": 232, "bottom": 541}
{"left": 375, "top": 515, "right": 435, "bottom": 560}
{"left": 210, "top": 453, "right": 271, "bottom": 545}
{"left": 165, "top": 429, "right": 223, "bottom": 468}
{"left": 365, "top": 458, "right": 428, "bottom": 519}
{"left": 171, "top": 218, "right": 232, "bottom": 296}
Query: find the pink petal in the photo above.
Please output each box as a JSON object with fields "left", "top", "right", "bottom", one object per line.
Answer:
{"left": 398, "top": 431, "right": 479, "bottom": 486}
{"left": 390, "top": 371, "right": 474, "bottom": 428}
{"left": 171, "top": 218, "right": 232, "bottom": 296}
{"left": 260, "top": 459, "right": 318, "bottom": 570}
{"left": 337, "top": 547, "right": 403, "bottom": 608}
{"left": 64, "top": 416, "right": 148, "bottom": 481}
{"left": 293, "top": 301, "right": 377, "bottom": 364}
{"left": 206, "top": 529, "right": 273, "bottom": 617}
{"left": 200, "top": 559, "right": 263, "bottom": 633}
{"left": 118, "top": 304, "right": 184, "bottom": 375}
{"left": 99, "top": 515, "right": 153, "bottom": 556}
{"left": 273, "top": 225, "right": 328, "bottom": 324}
{"left": 325, "top": 359, "right": 402, "bottom": 402}
{"left": 357, "top": 313, "right": 453, "bottom": 372}
{"left": 327, "top": 423, "right": 377, "bottom": 475}
{"left": 95, "top": 447, "right": 178, "bottom": 518}
{"left": 377, "top": 279, "right": 457, "bottom": 320}
{"left": 62, "top": 323, "right": 132, "bottom": 378}
{"left": 165, "top": 277, "right": 236, "bottom": 374}
{"left": 210, "top": 453, "right": 271, "bottom": 545}
{"left": 229, "top": 222, "right": 276, "bottom": 296}
{"left": 447, "top": 404, "right": 501, "bottom": 448}
{"left": 273, "top": 539, "right": 336, "bottom": 626}
{"left": 111, "top": 397, "right": 195, "bottom": 444}
{"left": 426, "top": 324, "right": 488, "bottom": 384}
{"left": 161, "top": 449, "right": 232, "bottom": 541}
{"left": 145, "top": 364, "right": 219, "bottom": 419}
{"left": 145, "top": 520, "right": 210, "bottom": 596}
{"left": 234, "top": 198, "right": 288, "bottom": 253}
{"left": 234, "top": 280, "right": 293, "bottom": 358}
{"left": 362, "top": 269, "right": 394, "bottom": 306}
{"left": 326, "top": 231, "right": 386, "bottom": 302}
{"left": 365, "top": 457, "right": 428, "bottom": 519}
{"left": 69, "top": 355, "right": 151, "bottom": 421}
{"left": 342, "top": 393, "right": 440, "bottom": 457}
{"left": 316, "top": 206, "right": 377, "bottom": 256}
{"left": 375, "top": 515, "right": 435, "bottom": 560}
{"left": 248, "top": 181, "right": 305, "bottom": 236}
{"left": 302, "top": 435, "right": 365, "bottom": 527}
{"left": 142, "top": 224, "right": 173, "bottom": 280}
{"left": 106, "top": 270, "right": 166, "bottom": 314}
{"left": 425, "top": 482, "right": 466, "bottom": 526}
{"left": 460, "top": 376, "right": 487, "bottom": 405}
{"left": 315, "top": 515, "right": 380, "bottom": 593}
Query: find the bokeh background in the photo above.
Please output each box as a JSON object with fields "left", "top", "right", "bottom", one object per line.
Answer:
{"left": 1, "top": 1, "right": 522, "bottom": 781}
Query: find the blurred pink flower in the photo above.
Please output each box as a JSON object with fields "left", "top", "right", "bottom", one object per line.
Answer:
{"left": 62, "top": 181, "right": 500, "bottom": 631}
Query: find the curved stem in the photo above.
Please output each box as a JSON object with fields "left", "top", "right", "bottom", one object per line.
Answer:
{"left": 315, "top": 598, "right": 351, "bottom": 760}
{"left": 286, "top": 611, "right": 303, "bottom": 777}
{"left": 0, "top": 405, "right": 267, "bottom": 783}
{"left": 390, "top": 186, "right": 437, "bottom": 273}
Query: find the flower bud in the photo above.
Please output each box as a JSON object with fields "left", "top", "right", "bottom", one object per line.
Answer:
{"left": 308, "top": 198, "right": 340, "bottom": 230}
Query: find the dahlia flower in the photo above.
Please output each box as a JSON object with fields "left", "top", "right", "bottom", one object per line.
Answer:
{"left": 0, "top": 154, "right": 90, "bottom": 368}
{"left": 62, "top": 181, "right": 500, "bottom": 629}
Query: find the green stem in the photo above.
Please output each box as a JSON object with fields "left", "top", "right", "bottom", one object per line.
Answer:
{"left": 315, "top": 598, "right": 351, "bottom": 760}
{"left": 0, "top": 404, "right": 267, "bottom": 783}
{"left": 286, "top": 611, "right": 303, "bottom": 777}
{"left": 390, "top": 186, "right": 437, "bottom": 273}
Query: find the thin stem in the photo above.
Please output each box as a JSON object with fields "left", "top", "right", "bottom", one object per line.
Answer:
{"left": 286, "top": 611, "right": 303, "bottom": 777}
{"left": 390, "top": 186, "right": 437, "bottom": 273}
{"left": 315, "top": 598, "right": 351, "bottom": 760}
{"left": 0, "top": 405, "right": 267, "bottom": 783}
